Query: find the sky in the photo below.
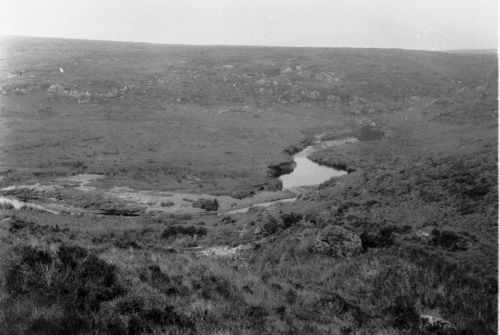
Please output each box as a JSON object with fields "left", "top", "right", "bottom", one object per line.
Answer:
{"left": 0, "top": 0, "right": 497, "bottom": 50}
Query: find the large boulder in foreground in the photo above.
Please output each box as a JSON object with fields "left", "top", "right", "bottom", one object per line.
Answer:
{"left": 312, "top": 225, "right": 362, "bottom": 257}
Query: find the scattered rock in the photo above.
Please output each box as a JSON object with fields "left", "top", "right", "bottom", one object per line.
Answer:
{"left": 46, "top": 83, "right": 122, "bottom": 103}
{"left": 199, "top": 244, "right": 249, "bottom": 257}
{"left": 302, "top": 90, "right": 321, "bottom": 100}
{"left": 413, "top": 227, "right": 434, "bottom": 243}
{"left": 311, "top": 225, "right": 362, "bottom": 257}
{"left": 14, "top": 88, "right": 27, "bottom": 95}
{"left": 254, "top": 226, "right": 263, "bottom": 235}
{"left": 47, "top": 83, "right": 65, "bottom": 96}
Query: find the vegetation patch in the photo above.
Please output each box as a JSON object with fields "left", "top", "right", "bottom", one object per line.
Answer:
{"left": 161, "top": 225, "right": 208, "bottom": 239}
{"left": 192, "top": 198, "right": 219, "bottom": 211}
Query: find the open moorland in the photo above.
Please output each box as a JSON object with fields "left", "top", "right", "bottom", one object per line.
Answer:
{"left": 0, "top": 36, "right": 497, "bottom": 334}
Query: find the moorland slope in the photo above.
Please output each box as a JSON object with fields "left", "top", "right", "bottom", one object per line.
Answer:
{"left": 0, "top": 36, "right": 497, "bottom": 334}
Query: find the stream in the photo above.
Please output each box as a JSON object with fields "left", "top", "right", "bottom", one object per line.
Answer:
{"left": 225, "top": 137, "right": 357, "bottom": 214}
{"left": 0, "top": 138, "right": 358, "bottom": 216}
{"left": 280, "top": 142, "right": 348, "bottom": 189}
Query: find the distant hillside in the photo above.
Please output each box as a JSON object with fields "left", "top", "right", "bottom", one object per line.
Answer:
{"left": 0, "top": 36, "right": 497, "bottom": 108}
{"left": 443, "top": 48, "right": 497, "bottom": 55}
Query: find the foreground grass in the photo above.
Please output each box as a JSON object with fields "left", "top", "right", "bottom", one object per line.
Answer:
{"left": 0, "top": 145, "right": 496, "bottom": 334}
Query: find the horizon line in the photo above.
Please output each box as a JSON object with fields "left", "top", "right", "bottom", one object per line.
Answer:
{"left": 1, "top": 33, "right": 497, "bottom": 53}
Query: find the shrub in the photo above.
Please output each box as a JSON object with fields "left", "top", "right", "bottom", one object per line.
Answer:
{"left": 7, "top": 216, "right": 37, "bottom": 232}
{"left": 360, "top": 225, "right": 411, "bottom": 250}
{"left": 280, "top": 212, "right": 303, "bottom": 229}
{"left": 262, "top": 216, "right": 280, "bottom": 235}
{"left": 360, "top": 229, "right": 394, "bottom": 250}
{"left": 259, "top": 213, "right": 303, "bottom": 236}
{"left": 431, "top": 229, "right": 468, "bottom": 251}
{"left": 220, "top": 216, "right": 236, "bottom": 225}
{"left": 113, "top": 237, "right": 141, "bottom": 250}
{"left": 313, "top": 293, "right": 372, "bottom": 326}
{"left": 384, "top": 295, "right": 420, "bottom": 329}
{"left": 99, "top": 288, "right": 192, "bottom": 335}
{"left": 189, "top": 266, "right": 237, "bottom": 301}
{"left": 161, "top": 225, "right": 207, "bottom": 239}
{"left": 192, "top": 198, "right": 219, "bottom": 211}
{"left": 138, "top": 265, "right": 186, "bottom": 296}
{"left": 0, "top": 202, "right": 15, "bottom": 210}
{"left": 2, "top": 244, "right": 126, "bottom": 334}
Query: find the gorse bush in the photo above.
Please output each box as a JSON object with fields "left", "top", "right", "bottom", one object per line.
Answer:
{"left": 2, "top": 244, "right": 125, "bottom": 334}
{"left": 0, "top": 244, "right": 195, "bottom": 335}
{"left": 280, "top": 212, "right": 303, "bottom": 229}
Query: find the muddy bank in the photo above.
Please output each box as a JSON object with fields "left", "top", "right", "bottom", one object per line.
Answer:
{"left": 266, "top": 137, "right": 315, "bottom": 180}
{"left": 0, "top": 137, "right": 357, "bottom": 216}
{"left": 306, "top": 155, "right": 357, "bottom": 173}
{"left": 0, "top": 175, "right": 297, "bottom": 216}
{"left": 0, "top": 196, "right": 59, "bottom": 214}
{"left": 267, "top": 161, "right": 296, "bottom": 178}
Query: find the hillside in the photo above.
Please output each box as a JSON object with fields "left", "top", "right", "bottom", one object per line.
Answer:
{"left": 0, "top": 36, "right": 497, "bottom": 335}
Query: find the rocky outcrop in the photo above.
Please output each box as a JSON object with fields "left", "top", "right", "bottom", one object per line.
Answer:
{"left": 312, "top": 225, "right": 362, "bottom": 257}
{"left": 47, "top": 84, "right": 126, "bottom": 103}
{"left": 419, "top": 315, "right": 456, "bottom": 334}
